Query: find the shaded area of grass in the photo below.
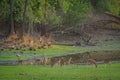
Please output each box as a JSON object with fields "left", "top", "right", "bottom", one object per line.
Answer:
{"left": 0, "top": 41, "right": 120, "bottom": 61}
{"left": 0, "top": 63, "right": 120, "bottom": 80}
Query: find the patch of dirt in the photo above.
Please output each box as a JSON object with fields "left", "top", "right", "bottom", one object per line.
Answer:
{"left": 51, "top": 25, "right": 120, "bottom": 44}
{"left": 51, "top": 12, "right": 120, "bottom": 45}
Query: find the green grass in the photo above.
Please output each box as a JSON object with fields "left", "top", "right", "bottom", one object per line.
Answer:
{"left": 0, "top": 41, "right": 120, "bottom": 61}
{"left": 0, "top": 63, "right": 120, "bottom": 80}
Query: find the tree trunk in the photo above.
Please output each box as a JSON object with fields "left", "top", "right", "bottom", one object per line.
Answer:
{"left": 41, "top": 0, "right": 47, "bottom": 36}
{"left": 20, "top": 0, "right": 28, "bottom": 38}
{"left": 9, "top": 0, "right": 15, "bottom": 35}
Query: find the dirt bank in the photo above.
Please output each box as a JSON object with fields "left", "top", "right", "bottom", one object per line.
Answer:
{"left": 51, "top": 50, "right": 120, "bottom": 64}
{"left": 0, "top": 50, "right": 120, "bottom": 65}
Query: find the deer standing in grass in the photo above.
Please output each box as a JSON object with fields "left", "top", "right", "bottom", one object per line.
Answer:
{"left": 61, "top": 57, "right": 72, "bottom": 65}
{"left": 51, "top": 58, "right": 62, "bottom": 67}
{"left": 21, "top": 61, "right": 35, "bottom": 65}
{"left": 51, "top": 57, "right": 72, "bottom": 67}
{"left": 34, "top": 58, "right": 41, "bottom": 65}
{"left": 53, "top": 57, "right": 72, "bottom": 66}
{"left": 67, "top": 57, "right": 72, "bottom": 65}
{"left": 82, "top": 52, "right": 98, "bottom": 68}
{"left": 87, "top": 59, "right": 97, "bottom": 68}
{"left": 16, "top": 54, "right": 23, "bottom": 65}
{"left": 103, "top": 60, "right": 111, "bottom": 66}
{"left": 58, "top": 57, "right": 69, "bottom": 66}
{"left": 41, "top": 54, "right": 51, "bottom": 65}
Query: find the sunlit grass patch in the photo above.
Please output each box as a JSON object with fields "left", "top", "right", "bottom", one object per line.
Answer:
{"left": 0, "top": 63, "right": 120, "bottom": 80}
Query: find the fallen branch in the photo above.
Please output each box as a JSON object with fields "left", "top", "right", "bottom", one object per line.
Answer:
{"left": 105, "top": 12, "right": 120, "bottom": 21}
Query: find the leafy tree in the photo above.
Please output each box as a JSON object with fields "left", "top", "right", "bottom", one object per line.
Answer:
{"left": 96, "top": 0, "right": 109, "bottom": 12}
{"left": 12, "top": 0, "right": 24, "bottom": 23}
{"left": 108, "top": 0, "right": 120, "bottom": 15}
{"left": 61, "top": 0, "right": 92, "bottom": 27}
{"left": 90, "top": 0, "right": 120, "bottom": 15}
{"left": 0, "top": 0, "right": 9, "bottom": 21}
{"left": 1, "top": 0, "right": 120, "bottom": 36}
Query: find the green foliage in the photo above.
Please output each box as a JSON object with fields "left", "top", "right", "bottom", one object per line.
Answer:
{"left": 13, "top": 0, "right": 24, "bottom": 23}
{"left": 93, "top": 0, "right": 120, "bottom": 15}
{"left": 25, "top": 0, "right": 61, "bottom": 25}
{"left": 0, "top": 0, "right": 9, "bottom": 21}
{"left": 62, "top": 0, "right": 92, "bottom": 26}
{"left": 96, "top": 0, "right": 109, "bottom": 12}
{"left": 47, "top": 0, "right": 60, "bottom": 10}
{"left": 61, "top": 0, "right": 71, "bottom": 14}
{"left": 0, "top": 0, "right": 24, "bottom": 22}
{"left": 108, "top": 0, "right": 120, "bottom": 15}
{"left": 0, "top": 0, "right": 120, "bottom": 27}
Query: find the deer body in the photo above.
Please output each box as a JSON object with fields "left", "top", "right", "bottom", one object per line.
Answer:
{"left": 87, "top": 59, "right": 97, "bottom": 68}
{"left": 104, "top": 60, "right": 111, "bottom": 65}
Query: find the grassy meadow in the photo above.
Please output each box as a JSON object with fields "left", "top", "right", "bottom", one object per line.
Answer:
{"left": 0, "top": 41, "right": 120, "bottom": 80}
{"left": 0, "top": 63, "right": 120, "bottom": 80}
{"left": 0, "top": 41, "right": 120, "bottom": 61}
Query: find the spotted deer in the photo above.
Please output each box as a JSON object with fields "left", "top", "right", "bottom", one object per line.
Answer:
{"left": 67, "top": 57, "right": 72, "bottom": 65}
{"left": 18, "top": 60, "right": 23, "bottom": 65}
{"left": 16, "top": 54, "right": 23, "bottom": 65}
{"left": 103, "top": 60, "right": 111, "bottom": 66}
{"left": 87, "top": 59, "right": 97, "bottom": 68}
{"left": 34, "top": 58, "right": 41, "bottom": 65}
{"left": 51, "top": 58, "right": 63, "bottom": 67}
